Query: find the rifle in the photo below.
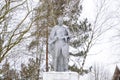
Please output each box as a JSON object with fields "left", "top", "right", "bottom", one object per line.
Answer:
{"left": 49, "top": 36, "right": 70, "bottom": 44}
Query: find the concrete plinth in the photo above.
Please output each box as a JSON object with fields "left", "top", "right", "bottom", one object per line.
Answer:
{"left": 43, "top": 72, "right": 79, "bottom": 80}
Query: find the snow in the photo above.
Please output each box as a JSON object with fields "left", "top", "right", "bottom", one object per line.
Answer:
{"left": 0, "top": 0, "right": 120, "bottom": 79}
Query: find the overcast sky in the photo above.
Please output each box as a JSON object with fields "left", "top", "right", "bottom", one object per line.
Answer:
{"left": 81, "top": 0, "right": 120, "bottom": 76}
{"left": 31, "top": 0, "right": 120, "bottom": 75}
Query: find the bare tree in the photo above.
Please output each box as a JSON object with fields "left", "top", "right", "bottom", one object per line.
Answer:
{"left": 88, "top": 63, "right": 111, "bottom": 80}
{"left": 0, "top": 0, "right": 34, "bottom": 63}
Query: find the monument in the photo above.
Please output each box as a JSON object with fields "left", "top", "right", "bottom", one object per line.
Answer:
{"left": 48, "top": 16, "right": 70, "bottom": 71}
{"left": 43, "top": 16, "right": 78, "bottom": 80}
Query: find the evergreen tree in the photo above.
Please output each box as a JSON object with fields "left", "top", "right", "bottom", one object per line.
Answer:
{"left": 29, "top": 0, "right": 92, "bottom": 74}
{"left": 1, "top": 60, "right": 19, "bottom": 80}
{"left": 20, "top": 58, "right": 37, "bottom": 80}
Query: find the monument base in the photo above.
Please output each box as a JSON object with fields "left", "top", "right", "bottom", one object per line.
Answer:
{"left": 43, "top": 72, "right": 79, "bottom": 80}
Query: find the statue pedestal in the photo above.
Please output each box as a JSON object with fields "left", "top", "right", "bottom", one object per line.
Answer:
{"left": 43, "top": 72, "right": 79, "bottom": 80}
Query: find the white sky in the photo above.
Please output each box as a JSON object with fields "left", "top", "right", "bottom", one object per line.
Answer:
{"left": 1, "top": 0, "right": 119, "bottom": 79}
{"left": 32, "top": 0, "right": 39, "bottom": 3}
{"left": 32, "top": 0, "right": 120, "bottom": 76}
{"left": 81, "top": 0, "right": 120, "bottom": 77}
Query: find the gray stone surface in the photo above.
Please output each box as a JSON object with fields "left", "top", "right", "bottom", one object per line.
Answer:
{"left": 48, "top": 16, "right": 71, "bottom": 71}
{"left": 43, "top": 72, "right": 79, "bottom": 80}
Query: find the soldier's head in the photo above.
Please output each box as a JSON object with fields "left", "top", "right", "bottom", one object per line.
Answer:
{"left": 57, "top": 16, "right": 63, "bottom": 26}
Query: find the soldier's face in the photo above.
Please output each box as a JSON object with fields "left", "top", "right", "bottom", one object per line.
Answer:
{"left": 58, "top": 17, "right": 63, "bottom": 26}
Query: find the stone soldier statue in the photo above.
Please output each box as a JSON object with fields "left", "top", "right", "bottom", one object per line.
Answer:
{"left": 48, "top": 16, "right": 70, "bottom": 71}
